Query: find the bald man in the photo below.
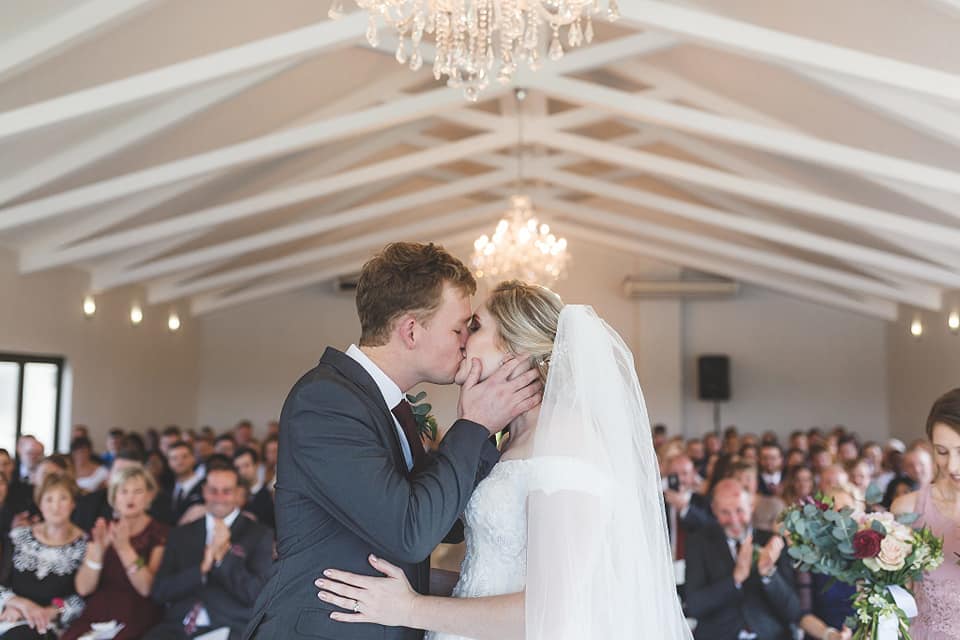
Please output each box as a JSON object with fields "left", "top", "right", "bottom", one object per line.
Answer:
{"left": 685, "top": 479, "right": 800, "bottom": 640}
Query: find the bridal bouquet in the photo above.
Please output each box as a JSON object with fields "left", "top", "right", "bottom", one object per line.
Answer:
{"left": 779, "top": 494, "right": 943, "bottom": 640}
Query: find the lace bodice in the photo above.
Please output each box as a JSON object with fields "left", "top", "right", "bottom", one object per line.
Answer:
{"left": 426, "top": 459, "right": 532, "bottom": 640}
{"left": 910, "top": 484, "right": 960, "bottom": 639}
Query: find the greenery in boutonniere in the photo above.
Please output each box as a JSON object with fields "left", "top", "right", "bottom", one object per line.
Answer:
{"left": 406, "top": 391, "right": 439, "bottom": 442}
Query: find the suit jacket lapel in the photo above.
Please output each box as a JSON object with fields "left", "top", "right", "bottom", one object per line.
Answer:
{"left": 319, "top": 347, "right": 408, "bottom": 473}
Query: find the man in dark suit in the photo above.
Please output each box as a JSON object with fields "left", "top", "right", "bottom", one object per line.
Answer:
{"left": 686, "top": 478, "right": 801, "bottom": 640}
{"left": 663, "top": 454, "right": 713, "bottom": 602}
{"left": 145, "top": 466, "right": 273, "bottom": 640}
{"left": 244, "top": 242, "right": 541, "bottom": 640}
{"left": 168, "top": 441, "right": 204, "bottom": 523}
{"left": 758, "top": 443, "right": 784, "bottom": 497}
{"left": 233, "top": 447, "right": 274, "bottom": 529}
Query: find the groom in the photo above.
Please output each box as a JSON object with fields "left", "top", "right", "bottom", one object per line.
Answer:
{"left": 244, "top": 242, "right": 542, "bottom": 640}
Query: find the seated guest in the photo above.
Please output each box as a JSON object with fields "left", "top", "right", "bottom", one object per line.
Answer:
{"left": 836, "top": 435, "right": 860, "bottom": 464}
{"left": 731, "top": 461, "right": 784, "bottom": 533}
{"left": 0, "top": 471, "right": 13, "bottom": 541}
{"left": 213, "top": 435, "right": 236, "bottom": 459}
{"left": 738, "top": 444, "right": 758, "bottom": 466}
{"left": 145, "top": 466, "right": 273, "bottom": 640}
{"left": 785, "top": 447, "right": 807, "bottom": 470}
{"left": 15, "top": 437, "right": 44, "bottom": 485}
{"left": 70, "top": 437, "right": 109, "bottom": 494}
{"left": 260, "top": 436, "right": 278, "bottom": 493}
{"left": 795, "top": 487, "right": 860, "bottom": 640}
{"left": 146, "top": 450, "right": 174, "bottom": 494}
{"left": 703, "top": 432, "right": 721, "bottom": 458}
{"left": 12, "top": 456, "right": 74, "bottom": 529}
{"left": 789, "top": 430, "right": 809, "bottom": 452}
{"left": 0, "top": 475, "right": 87, "bottom": 639}
{"left": 0, "top": 450, "right": 16, "bottom": 492}
{"left": 845, "top": 458, "right": 873, "bottom": 500}
{"left": 64, "top": 464, "right": 169, "bottom": 640}
{"left": 903, "top": 446, "right": 934, "bottom": 487}
{"left": 73, "top": 449, "right": 175, "bottom": 531}
{"left": 873, "top": 444, "right": 905, "bottom": 495}
{"left": 685, "top": 479, "right": 801, "bottom": 640}
{"left": 101, "top": 429, "right": 125, "bottom": 469}
{"left": 233, "top": 421, "right": 258, "bottom": 451}
{"left": 233, "top": 449, "right": 274, "bottom": 529}
{"left": 685, "top": 438, "right": 706, "bottom": 477}
{"left": 808, "top": 444, "right": 833, "bottom": 482}
{"left": 193, "top": 438, "right": 214, "bottom": 480}
{"left": 757, "top": 443, "right": 784, "bottom": 497}
{"left": 818, "top": 463, "right": 849, "bottom": 494}
{"left": 882, "top": 475, "right": 917, "bottom": 510}
{"left": 168, "top": 443, "right": 204, "bottom": 524}
{"left": 783, "top": 464, "right": 816, "bottom": 506}
{"left": 158, "top": 428, "right": 182, "bottom": 458}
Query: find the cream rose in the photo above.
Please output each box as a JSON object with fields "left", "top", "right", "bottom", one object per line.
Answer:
{"left": 864, "top": 535, "right": 909, "bottom": 572}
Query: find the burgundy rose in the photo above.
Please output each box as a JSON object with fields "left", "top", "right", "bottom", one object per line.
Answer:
{"left": 853, "top": 529, "right": 883, "bottom": 559}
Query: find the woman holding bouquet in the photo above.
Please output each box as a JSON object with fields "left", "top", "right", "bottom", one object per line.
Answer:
{"left": 892, "top": 387, "right": 960, "bottom": 639}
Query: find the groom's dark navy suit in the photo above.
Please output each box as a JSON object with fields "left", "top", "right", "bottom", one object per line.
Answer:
{"left": 244, "top": 347, "right": 499, "bottom": 640}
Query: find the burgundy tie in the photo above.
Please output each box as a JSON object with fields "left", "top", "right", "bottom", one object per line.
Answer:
{"left": 392, "top": 400, "right": 427, "bottom": 472}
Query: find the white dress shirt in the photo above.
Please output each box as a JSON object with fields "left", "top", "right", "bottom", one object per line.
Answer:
{"left": 345, "top": 344, "right": 414, "bottom": 471}
{"left": 189, "top": 508, "right": 243, "bottom": 628}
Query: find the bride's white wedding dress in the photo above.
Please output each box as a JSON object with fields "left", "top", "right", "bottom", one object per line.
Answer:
{"left": 426, "top": 460, "right": 531, "bottom": 640}
{"left": 427, "top": 306, "right": 692, "bottom": 640}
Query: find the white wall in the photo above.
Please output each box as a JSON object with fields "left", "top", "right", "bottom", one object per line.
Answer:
{"left": 682, "top": 284, "right": 889, "bottom": 442}
{"left": 0, "top": 247, "right": 200, "bottom": 450}
{"left": 886, "top": 297, "right": 960, "bottom": 442}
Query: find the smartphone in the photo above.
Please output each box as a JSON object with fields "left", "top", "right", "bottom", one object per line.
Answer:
{"left": 667, "top": 473, "right": 680, "bottom": 491}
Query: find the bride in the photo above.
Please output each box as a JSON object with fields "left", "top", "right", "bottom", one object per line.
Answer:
{"left": 316, "top": 280, "right": 692, "bottom": 640}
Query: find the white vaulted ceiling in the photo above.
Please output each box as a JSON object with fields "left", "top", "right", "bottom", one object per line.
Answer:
{"left": 2, "top": 0, "right": 960, "bottom": 320}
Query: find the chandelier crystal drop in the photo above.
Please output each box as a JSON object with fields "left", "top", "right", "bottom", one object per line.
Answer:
{"left": 471, "top": 195, "right": 570, "bottom": 286}
{"left": 331, "top": 0, "right": 621, "bottom": 101}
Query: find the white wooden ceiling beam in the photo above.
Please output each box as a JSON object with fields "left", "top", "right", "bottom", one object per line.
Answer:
{"left": 0, "top": 13, "right": 369, "bottom": 141}
{"left": 0, "top": 0, "right": 156, "bottom": 83}
{"left": 526, "top": 74, "right": 960, "bottom": 196}
{"left": 529, "top": 129, "right": 960, "bottom": 250}
{"left": 0, "top": 84, "right": 488, "bottom": 233}
{"left": 615, "top": 63, "right": 960, "bottom": 228}
{"left": 0, "top": 59, "right": 298, "bottom": 206}
{"left": 150, "top": 202, "right": 500, "bottom": 303}
{"left": 189, "top": 226, "right": 488, "bottom": 316}
{"left": 553, "top": 220, "right": 899, "bottom": 321}
{"left": 535, "top": 168, "right": 960, "bottom": 289}
{"left": 618, "top": 1, "right": 960, "bottom": 104}
{"left": 93, "top": 168, "right": 515, "bottom": 290}
{"left": 26, "top": 131, "right": 512, "bottom": 272}
{"left": 543, "top": 198, "right": 940, "bottom": 310}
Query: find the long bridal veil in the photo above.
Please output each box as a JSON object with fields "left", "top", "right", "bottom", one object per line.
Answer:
{"left": 526, "top": 305, "right": 692, "bottom": 639}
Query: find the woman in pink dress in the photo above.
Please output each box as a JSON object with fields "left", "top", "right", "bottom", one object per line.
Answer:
{"left": 892, "top": 387, "right": 960, "bottom": 640}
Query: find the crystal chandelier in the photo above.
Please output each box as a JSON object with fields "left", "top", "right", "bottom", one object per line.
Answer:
{"left": 329, "top": 0, "right": 621, "bottom": 101}
{"left": 472, "top": 195, "right": 570, "bottom": 285}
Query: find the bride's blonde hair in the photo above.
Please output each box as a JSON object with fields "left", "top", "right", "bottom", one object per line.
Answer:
{"left": 485, "top": 280, "right": 563, "bottom": 384}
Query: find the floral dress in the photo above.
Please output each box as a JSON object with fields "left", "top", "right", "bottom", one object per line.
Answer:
{"left": 0, "top": 526, "right": 87, "bottom": 638}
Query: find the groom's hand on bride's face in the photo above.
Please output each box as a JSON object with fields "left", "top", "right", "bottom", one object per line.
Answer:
{"left": 459, "top": 356, "right": 542, "bottom": 435}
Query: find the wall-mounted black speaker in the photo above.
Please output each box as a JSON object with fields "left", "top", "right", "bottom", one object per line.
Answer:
{"left": 698, "top": 355, "right": 730, "bottom": 401}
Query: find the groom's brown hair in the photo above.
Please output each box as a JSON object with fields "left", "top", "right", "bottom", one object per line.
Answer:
{"left": 356, "top": 242, "right": 476, "bottom": 347}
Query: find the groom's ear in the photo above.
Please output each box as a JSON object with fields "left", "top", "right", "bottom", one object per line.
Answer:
{"left": 397, "top": 314, "right": 418, "bottom": 350}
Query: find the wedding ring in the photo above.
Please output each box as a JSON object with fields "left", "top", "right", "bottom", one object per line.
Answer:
{"left": 352, "top": 600, "right": 361, "bottom": 613}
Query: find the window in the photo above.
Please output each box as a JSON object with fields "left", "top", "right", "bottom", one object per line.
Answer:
{"left": 0, "top": 353, "right": 65, "bottom": 455}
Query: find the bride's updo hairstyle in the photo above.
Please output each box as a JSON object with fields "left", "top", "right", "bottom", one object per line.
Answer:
{"left": 485, "top": 280, "right": 563, "bottom": 384}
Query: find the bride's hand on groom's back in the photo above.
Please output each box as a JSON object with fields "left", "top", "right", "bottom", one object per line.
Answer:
{"left": 458, "top": 356, "right": 542, "bottom": 435}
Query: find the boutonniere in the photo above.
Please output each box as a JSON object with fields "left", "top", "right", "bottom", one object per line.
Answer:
{"left": 406, "top": 391, "right": 439, "bottom": 442}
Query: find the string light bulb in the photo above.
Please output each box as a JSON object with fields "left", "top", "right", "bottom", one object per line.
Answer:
{"left": 949, "top": 310, "right": 960, "bottom": 334}
{"left": 130, "top": 304, "right": 143, "bottom": 326}
{"left": 168, "top": 312, "right": 181, "bottom": 332}
{"left": 82, "top": 295, "right": 96, "bottom": 317}
{"left": 910, "top": 318, "right": 923, "bottom": 338}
